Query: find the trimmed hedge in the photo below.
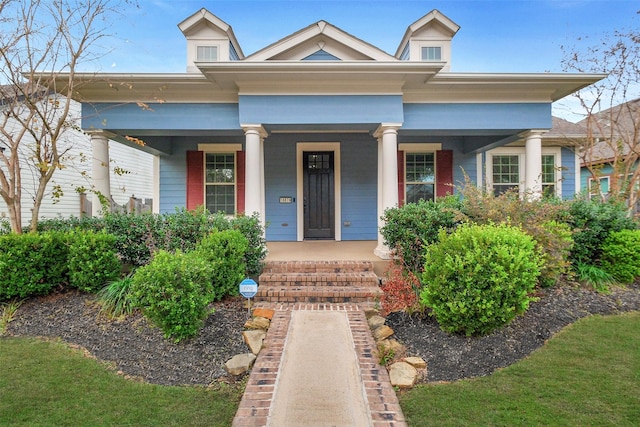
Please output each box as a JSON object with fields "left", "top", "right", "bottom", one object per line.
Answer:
{"left": 130, "top": 250, "right": 214, "bottom": 342}
{"left": 0, "top": 232, "right": 69, "bottom": 300}
{"left": 601, "top": 229, "right": 640, "bottom": 284}
{"left": 420, "top": 223, "right": 543, "bottom": 336}
{"left": 68, "top": 231, "right": 121, "bottom": 293}
{"left": 193, "top": 229, "right": 248, "bottom": 301}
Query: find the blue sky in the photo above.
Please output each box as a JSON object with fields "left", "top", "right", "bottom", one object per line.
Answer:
{"left": 100, "top": 0, "right": 638, "bottom": 74}
{"left": 93, "top": 0, "right": 638, "bottom": 120}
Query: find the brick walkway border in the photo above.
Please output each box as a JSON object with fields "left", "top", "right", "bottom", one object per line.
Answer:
{"left": 232, "top": 303, "right": 407, "bottom": 427}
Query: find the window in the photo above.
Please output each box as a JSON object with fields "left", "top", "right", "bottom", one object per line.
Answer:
{"left": 541, "top": 154, "right": 557, "bottom": 197}
{"left": 196, "top": 45, "right": 218, "bottom": 62}
{"left": 421, "top": 46, "right": 441, "bottom": 61}
{"left": 205, "top": 153, "right": 235, "bottom": 214}
{"left": 405, "top": 153, "right": 435, "bottom": 203}
{"left": 588, "top": 176, "right": 610, "bottom": 200}
{"left": 492, "top": 155, "right": 520, "bottom": 196}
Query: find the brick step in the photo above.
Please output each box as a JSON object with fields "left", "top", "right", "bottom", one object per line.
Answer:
{"left": 261, "top": 260, "right": 374, "bottom": 274}
{"left": 255, "top": 285, "right": 383, "bottom": 303}
{"left": 258, "top": 271, "right": 379, "bottom": 287}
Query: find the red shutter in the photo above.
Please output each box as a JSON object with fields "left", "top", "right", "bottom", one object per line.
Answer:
{"left": 436, "top": 150, "right": 454, "bottom": 197}
{"left": 397, "top": 150, "right": 405, "bottom": 206}
{"left": 186, "top": 151, "right": 204, "bottom": 210}
{"left": 236, "top": 151, "right": 245, "bottom": 214}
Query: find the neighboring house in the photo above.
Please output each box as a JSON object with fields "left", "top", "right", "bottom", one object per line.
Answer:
{"left": 49, "top": 8, "right": 602, "bottom": 257}
{"left": 0, "top": 98, "right": 156, "bottom": 226}
{"left": 577, "top": 99, "right": 640, "bottom": 208}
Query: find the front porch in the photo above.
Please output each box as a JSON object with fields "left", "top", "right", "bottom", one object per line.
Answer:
{"left": 265, "top": 240, "right": 390, "bottom": 276}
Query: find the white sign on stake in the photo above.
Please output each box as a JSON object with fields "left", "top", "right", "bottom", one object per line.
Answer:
{"left": 239, "top": 278, "right": 258, "bottom": 317}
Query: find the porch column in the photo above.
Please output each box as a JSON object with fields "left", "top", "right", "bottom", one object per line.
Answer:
{"left": 525, "top": 131, "right": 543, "bottom": 200}
{"left": 242, "top": 125, "right": 267, "bottom": 223}
{"left": 90, "top": 131, "right": 111, "bottom": 217}
{"left": 374, "top": 123, "right": 401, "bottom": 259}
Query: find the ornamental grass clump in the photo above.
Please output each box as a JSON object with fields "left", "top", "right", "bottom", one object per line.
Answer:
{"left": 420, "top": 223, "right": 543, "bottom": 336}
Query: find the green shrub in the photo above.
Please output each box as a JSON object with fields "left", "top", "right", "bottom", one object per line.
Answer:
{"left": 420, "top": 223, "right": 543, "bottom": 336}
{"left": 160, "top": 207, "right": 211, "bottom": 253}
{"left": 564, "top": 198, "right": 638, "bottom": 265}
{"left": 208, "top": 212, "right": 266, "bottom": 277}
{"left": 0, "top": 232, "right": 69, "bottom": 300}
{"left": 97, "top": 275, "right": 136, "bottom": 318}
{"left": 37, "top": 216, "right": 104, "bottom": 233}
{"left": 103, "top": 212, "right": 162, "bottom": 267}
{"left": 380, "top": 196, "right": 462, "bottom": 273}
{"left": 130, "top": 250, "right": 214, "bottom": 341}
{"left": 67, "top": 231, "right": 121, "bottom": 293}
{"left": 600, "top": 229, "right": 640, "bottom": 284}
{"left": 460, "top": 183, "right": 571, "bottom": 287}
{"left": 193, "top": 230, "right": 248, "bottom": 301}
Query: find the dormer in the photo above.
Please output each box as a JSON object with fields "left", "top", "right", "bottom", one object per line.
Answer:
{"left": 395, "top": 10, "right": 459, "bottom": 71}
{"left": 178, "top": 8, "right": 244, "bottom": 72}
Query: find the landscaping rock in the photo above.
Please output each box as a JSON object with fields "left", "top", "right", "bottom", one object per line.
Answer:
{"left": 242, "top": 330, "right": 266, "bottom": 354}
{"left": 364, "top": 308, "right": 379, "bottom": 319}
{"left": 225, "top": 353, "right": 257, "bottom": 376}
{"left": 378, "top": 338, "right": 406, "bottom": 356}
{"left": 373, "top": 325, "right": 394, "bottom": 341}
{"left": 389, "top": 361, "right": 418, "bottom": 388}
{"left": 252, "top": 307, "right": 275, "bottom": 320}
{"left": 367, "top": 315, "right": 386, "bottom": 330}
{"left": 404, "top": 356, "right": 427, "bottom": 370}
{"left": 244, "top": 316, "right": 270, "bottom": 330}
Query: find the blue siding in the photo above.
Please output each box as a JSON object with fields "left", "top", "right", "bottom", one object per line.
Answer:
{"left": 403, "top": 103, "right": 552, "bottom": 130}
{"left": 159, "top": 146, "right": 192, "bottom": 213}
{"left": 340, "top": 136, "right": 378, "bottom": 240}
{"left": 303, "top": 49, "right": 341, "bottom": 61}
{"left": 82, "top": 103, "right": 240, "bottom": 131}
{"left": 264, "top": 137, "right": 298, "bottom": 241}
{"left": 561, "top": 147, "right": 578, "bottom": 199}
{"left": 239, "top": 95, "right": 403, "bottom": 125}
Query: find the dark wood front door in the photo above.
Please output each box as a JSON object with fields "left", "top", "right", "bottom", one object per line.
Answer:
{"left": 303, "top": 151, "right": 335, "bottom": 239}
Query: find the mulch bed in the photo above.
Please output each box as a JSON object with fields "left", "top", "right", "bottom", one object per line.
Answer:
{"left": 5, "top": 282, "right": 640, "bottom": 386}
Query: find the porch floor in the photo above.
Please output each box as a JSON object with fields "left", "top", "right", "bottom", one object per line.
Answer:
{"left": 265, "top": 240, "right": 390, "bottom": 276}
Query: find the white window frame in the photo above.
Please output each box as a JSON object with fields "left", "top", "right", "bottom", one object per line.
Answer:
{"left": 196, "top": 45, "right": 219, "bottom": 62}
{"left": 421, "top": 46, "right": 442, "bottom": 62}
{"left": 487, "top": 147, "right": 562, "bottom": 198}
{"left": 198, "top": 144, "right": 241, "bottom": 215}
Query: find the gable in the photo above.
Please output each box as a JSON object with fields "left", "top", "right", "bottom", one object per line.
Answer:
{"left": 246, "top": 21, "right": 396, "bottom": 62}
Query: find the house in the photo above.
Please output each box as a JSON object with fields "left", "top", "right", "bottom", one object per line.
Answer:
{"left": 577, "top": 98, "right": 640, "bottom": 210}
{"left": 50, "top": 8, "right": 603, "bottom": 258}
{"left": 0, "top": 98, "right": 156, "bottom": 226}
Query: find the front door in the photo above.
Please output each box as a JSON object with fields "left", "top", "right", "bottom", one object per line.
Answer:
{"left": 303, "top": 151, "right": 335, "bottom": 239}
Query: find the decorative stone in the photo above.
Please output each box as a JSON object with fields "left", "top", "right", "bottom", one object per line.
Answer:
{"left": 364, "top": 308, "right": 379, "bottom": 319}
{"left": 225, "top": 353, "right": 257, "bottom": 376}
{"left": 378, "top": 338, "right": 405, "bottom": 356}
{"left": 367, "top": 315, "right": 386, "bottom": 330}
{"left": 373, "top": 325, "right": 394, "bottom": 341}
{"left": 243, "top": 330, "right": 266, "bottom": 354}
{"left": 252, "top": 307, "right": 275, "bottom": 320}
{"left": 403, "top": 356, "right": 427, "bottom": 370}
{"left": 389, "top": 361, "right": 418, "bottom": 388}
{"left": 244, "top": 316, "right": 271, "bottom": 330}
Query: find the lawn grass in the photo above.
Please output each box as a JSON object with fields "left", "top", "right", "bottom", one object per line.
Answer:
{"left": 0, "top": 337, "right": 241, "bottom": 426}
{"left": 400, "top": 312, "right": 640, "bottom": 426}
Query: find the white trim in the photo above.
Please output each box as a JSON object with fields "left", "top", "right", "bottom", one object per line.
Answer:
{"left": 153, "top": 154, "right": 160, "bottom": 214}
{"left": 476, "top": 152, "right": 483, "bottom": 187}
{"left": 486, "top": 146, "right": 563, "bottom": 197}
{"left": 198, "top": 143, "right": 242, "bottom": 152}
{"left": 398, "top": 143, "right": 442, "bottom": 152}
{"left": 575, "top": 152, "right": 581, "bottom": 196}
{"left": 296, "top": 142, "right": 341, "bottom": 242}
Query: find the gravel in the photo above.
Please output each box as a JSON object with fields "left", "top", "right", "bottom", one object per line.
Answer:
{"left": 6, "top": 282, "right": 640, "bottom": 386}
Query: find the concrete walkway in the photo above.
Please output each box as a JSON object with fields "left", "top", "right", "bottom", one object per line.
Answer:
{"left": 232, "top": 303, "right": 407, "bottom": 427}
